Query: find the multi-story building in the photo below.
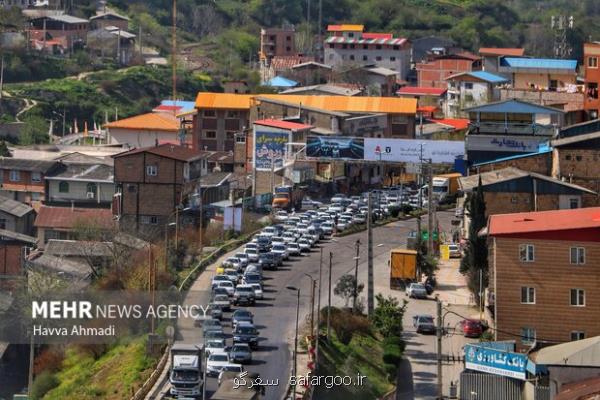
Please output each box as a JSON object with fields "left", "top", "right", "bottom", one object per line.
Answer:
{"left": 259, "top": 25, "right": 296, "bottom": 65}
{"left": 105, "top": 111, "right": 185, "bottom": 148}
{"left": 478, "top": 47, "right": 525, "bottom": 75}
{"left": 487, "top": 207, "right": 600, "bottom": 350}
{"left": 112, "top": 144, "right": 207, "bottom": 238}
{"left": 89, "top": 11, "right": 129, "bottom": 31}
{"left": 498, "top": 57, "right": 578, "bottom": 90}
{"left": 583, "top": 42, "right": 600, "bottom": 120}
{"left": 29, "top": 14, "right": 89, "bottom": 50}
{"left": 445, "top": 71, "right": 508, "bottom": 118}
{"left": 416, "top": 53, "right": 481, "bottom": 88}
{"left": 324, "top": 25, "right": 411, "bottom": 79}
{"left": 0, "top": 158, "right": 59, "bottom": 204}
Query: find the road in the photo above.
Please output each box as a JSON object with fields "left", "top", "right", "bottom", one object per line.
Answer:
{"left": 152, "top": 209, "right": 473, "bottom": 400}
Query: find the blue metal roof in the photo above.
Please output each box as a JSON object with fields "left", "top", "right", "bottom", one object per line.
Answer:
{"left": 467, "top": 71, "right": 508, "bottom": 83}
{"left": 159, "top": 100, "right": 196, "bottom": 113}
{"left": 265, "top": 76, "right": 298, "bottom": 88}
{"left": 464, "top": 99, "right": 565, "bottom": 114}
{"left": 501, "top": 57, "right": 578, "bottom": 70}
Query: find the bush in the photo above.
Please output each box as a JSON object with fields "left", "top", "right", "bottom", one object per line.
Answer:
{"left": 388, "top": 206, "right": 401, "bottom": 218}
{"left": 383, "top": 336, "right": 404, "bottom": 347}
{"left": 382, "top": 345, "right": 402, "bottom": 365}
{"left": 34, "top": 347, "right": 64, "bottom": 375}
{"left": 329, "top": 308, "right": 371, "bottom": 345}
{"left": 383, "top": 363, "right": 398, "bottom": 382}
{"left": 401, "top": 204, "right": 414, "bottom": 214}
{"left": 30, "top": 371, "right": 59, "bottom": 400}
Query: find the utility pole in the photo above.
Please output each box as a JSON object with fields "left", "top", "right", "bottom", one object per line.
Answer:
{"left": 0, "top": 54, "right": 4, "bottom": 102}
{"left": 28, "top": 332, "right": 34, "bottom": 397}
{"left": 367, "top": 192, "right": 374, "bottom": 316}
{"left": 315, "top": 248, "right": 322, "bottom": 370}
{"left": 353, "top": 239, "right": 360, "bottom": 313}
{"left": 436, "top": 296, "right": 443, "bottom": 399}
{"left": 427, "top": 160, "right": 434, "bottom": 255}
{"left": 172, "top": 0, "right": 177, "bottom": 103}
{"left": 327, "top": 251, "right": 332, "bottom": 342}
{"left": 479, "top": 269, "right": 484, "bottom": 321}
{"left": 310, "top": 279, "right": 316, "bottom": 336}
{"left": 138, "top": 24, "right": 143, "bottom": 60}
{"left": 419, "top": 143, "right": 424, "bottom": 209}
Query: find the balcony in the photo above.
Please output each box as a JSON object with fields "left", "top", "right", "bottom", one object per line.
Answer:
{"left": 468, "top": 121, "right": 557, "bottom": 136}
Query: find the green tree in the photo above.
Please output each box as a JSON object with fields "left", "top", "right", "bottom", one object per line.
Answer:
{"left": 460, "top": 176, "right": 488, "bottom": 305}
{"left": 0, "top": 141, "right": 12, "bottom": 157}
{"left": 371, "top": 294, "right": 407, "bottom": 338}
{"left": 334, "top": 274, "right": 364, "bottom": 308}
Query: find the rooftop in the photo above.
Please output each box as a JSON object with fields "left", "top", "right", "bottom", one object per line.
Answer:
{"left": 446, "top": 70, "right": 508, "bottom": 84}
{"left": 555, "top": 375, "right": 600, "bottom": 400}
{"left": 428, "top": 118, "right": 469, "bottom": 130}
{"left": 113, "top": 143, "right": 204, "bottom": 162}
{"left": 198, "top": 150, "right": 234, "bottom": 164}
{"left": 45, "top": 239, "right": 114, "bottom": 258}
{"left": 552, "top": 130, "right": 600, "bottom": 147}
{"left": 264, "top": 76, "right": 298, "bottom": 88}
{"left": 28, "top": 253, "right": 92, "bottom": 282}
{"left": 367, "top": 67, "right": 400, "bottom": 77}
{"left": 105, "top": 112, "right": 179, "bottom": 132}
{"left": 34, "top": 206, "right": 115, "bottom": 230}
{"left": 89, "top": 11, "right": 129, "bottom": 21}
{"left": 45, "top": 163, "right": 114, "bottom": 183}
{"left": 362, "top": 33, "right": 393, "bottom": 40}
{"left": 500, "top": 57, "right": 578, "bottom": 71}
{"left": 479, "top": 47, "right": 525, "bottom": 57}
{"left": 271, "top": 55, "right": 315, "bottom": 70}
{"left": 281, "top": 84, "right": 361, "bottom": 96}
{"left": 48, "top": 14, "right": 89, "bottom": 24}
{"left": 531, "top": 336, "right": 600, "bottom": 367}
{"left": 327, "top": 24, "right": 364, "bottom": 32}
{"left": 0, "top": 197, "right": 33, "bottom": 217}
{"left": 464, "top": 99, "right": 565, "bottom": 114}
{"left": 326, "top": 35, "right": 408, "bottom": 46}
{"left": 0, "top": 229, "right": 36, "bottom": 244}
{"left": 472, "top": 148, "right": 552, "bottom": 167}
{"left": 397, "top": 86, "right": 447, "bottom": 96}
{"left": 488, "top": 206, "right": 600, "bottom": 236}
{"left": 200, "top": 172, "right": 232, "bottom": 188}
{"left": 0, "top": 158, "right": 57, "bottom": 173}
{"left": 290, "top": 61, "right": 332, "bottom": 70}
{"left": 254, "top": 119, "right": 313, "bottom": 131}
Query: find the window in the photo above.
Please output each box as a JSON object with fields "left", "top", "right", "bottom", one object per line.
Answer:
{"left": 236, "top": 135, "right": 246, "bottom": 143}
{"left": 226, "top": 111, "right": 240, "bottom": 119}
{"left": 362, "top": 55, "right": 368, "bottom": 61}
{"left": 141, "top": 215, "right": 159, "bottom": 225}
{"left": 570, "top": 247, "right": 585, "bottom": 264}
{"left": 286, "top": 46, "right": 291, "bottom": 52}
{"left": 464, "top": 82, "right": 474, "bottom": 90}
{"left": 31, "top": 192, "right": 41, "bottom": 201}
{"left": 329, "top": 44, "right": 334, "bottom": 49}
{"left": 127, "top": 184, "right": 137, "bottom": 193}
{"left": 226, "top": 132, "right": 235, "bottom": 140}
{"left": 571, "top": 289, "right": 585, "bottom": 306}
{"left": 576, "top": 155, "right": 583, "bottom": 161}
{"left": 519, "top": 244, "right": 535, "bottom": 262}
{"left": 349, "top": 55, "right": 355, "bottom": 61}
{"left": 203, "top": 109, "right": 216, "bottom": 117}
{"left": 565, "top": 154, "right": 572, "bottom": 160}
{"left": 588, "top": 56, "right": 598, "bottom": 68}
{"left": 570, "top": 198, "right": 580, "bottom": 209}
{"left": 31, "top": 172, "right": 41, "bottom": 182}
{"left": 58, "top": 181, "right": 69, "bottom": 193}
{"left": 393, "top": 45, "right": 399, "bottom": 50}
{"left": 390, "top": 56, "right": 396, "bottom": 61}
{"left": 376, "top": 56, "right": 382, "bottom": 61}
{"left": 342, "top": 44, "right": 348, "bottom": 49}
{"left": 0, "top": 218, "right": 6, "bottom": 230}
{"left": 286, "top": 36, "right": 291, "bottom": 41}
{"left": 348, "top": 32, "right": 354, "bottom": 38}
{"left": 363, "top": 44, "right": 368, "bottom": 49}
{"left": 205, "top": 131, "right": 217, "bottom": 139}
{"left": 376, "top": 45, "right": 382, "bottom": 50}
{"left": 9, "top": 170, "right": 20, "bottom": 182}
{"left": 521, "top": 327, "right": 536, "bottom": 345}
{"left": 571, "top": 331, "right": 585, "bottom": 341}
{"left": 86, "top": 183, "right": 97, "bottom": 198}
{"left": 146, "top": 165, "right": 158, "bottom": 176}
{"left": 350, "top": 44, "right": 355, "bottom": 49}
{"left": 587, "top": 83, "right": 599, "bottom": 99}
{"left": 521, "top": 287, "right": 535, "bottom": 304}
{"left": 549, "top": 79, "right": 558, "bottom": 89}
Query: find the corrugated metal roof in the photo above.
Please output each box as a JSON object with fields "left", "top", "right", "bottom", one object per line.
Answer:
{"left": 49, "top": 14, "right": 89, "bottom": 24}
{"left": 532, "top": 336, "right": 600, "bottom": 367}
{"left": 479, "top": 47, "right": 525, "bottom": 57}
{"left": 472, "top": 148, "right": 552, "bottom": 166}
{"left": 34, "top": 206, "right": 114, "bottom": 229}
{"left": 281, "top": 84, "right": 361, "bottom": 96}
{"left": 105, "top": 112, "right": 179, "bottom": 132}
{"left": 464, "top": 99, "right": 565, "bottom": 114}
{"left": 46, "top": 239, "right": 114, "bottom": 257}
{"left": 0, "top": 229, "right": 36, "bottom": 244}
{"left": 264, "top": 76, "right": 298, "bottom": 88}
{"left": 397, "top": 86, "right": 447, "bottom": 96}
{"left": 113, "top": 143, "right": 203, "bottom": 162}
{"left": 327, "top": 24, "right": 364, "bottom": 31}
{"left": 0, "top": 197, "right": 33, "bottom": 217}
{"left": 45, "top": 163, "right": 114, "bottom": 183}
{"left": 362, "top": 33, "right": 393, "bottom": 39}
{"left": 446, "top": 71, "right": 508, "bottom": 83}
{"left": 325, "top": 36, "right": 408, "bottom": 46}
{"left": 501, "top": 57, "right": 578, "bottom": 70}
{"left": 367, "top": 67, "right": 400, "bottom": 77}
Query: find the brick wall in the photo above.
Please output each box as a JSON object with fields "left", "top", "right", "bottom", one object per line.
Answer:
{"left": 492, "top": 237, "right": 600, "bottom": 350}
{"left": 483, "top": 192, "right": 563, "bottom": 215}
{"left": 0, "top": 243, "right": 23, "bottom": 276}
{"left": 500, "top": 89, "right": 583, "bottom": 112}
{"left": 476, "top": 153, "right": 552, "bottom": 175}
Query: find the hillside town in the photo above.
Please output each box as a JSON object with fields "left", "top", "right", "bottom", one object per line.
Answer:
{"left": 2, "top": 1, "right": 600, "bottom": 400}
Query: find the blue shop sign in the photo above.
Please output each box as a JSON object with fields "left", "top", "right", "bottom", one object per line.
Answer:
{"left": 464, "top": 344, "right": 527, "bottom": 380}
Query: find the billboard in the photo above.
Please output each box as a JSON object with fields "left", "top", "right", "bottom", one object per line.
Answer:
{"left": 343, "top": 114, "right": 387, "bottom": 136}
{"left": 464, "top": 344, "right": 527, "bottom": 380}
{"left": 254, "top": 129, "right": 290, "bottom": 171}
{"left": 466, "top": 135, "right": 546, "bottom": 153}
{"left": 364, "top": 138, "right": 464, "bottom": 164}
{"left": 306, "top": 136, "right": 364, "bottom": 160}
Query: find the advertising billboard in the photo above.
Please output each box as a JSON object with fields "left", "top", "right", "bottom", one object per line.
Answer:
{"left": 364, "top": 138, "right": 464, "bottom": 164}
{"left": 464, "top": 344, "right": 527, "bottom": 380}
{"left": 306, "top": 136, "right": 364, "bottom": 160}
{"left": 465, "top": 135, "right": 545, "bottom": 153}
{"left": 254, "top": 129, "right": 290, "bottom": 171}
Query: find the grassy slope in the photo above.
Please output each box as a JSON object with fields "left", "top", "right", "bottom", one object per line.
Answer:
{"left": 44, "top": 337, "right": 158, "bottom": 400}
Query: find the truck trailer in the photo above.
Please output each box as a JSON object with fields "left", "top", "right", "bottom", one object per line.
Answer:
{"left": 169, "top": 343, "right": 204, "bottom": 398}
{"left": 389, "top": 248, "right": 418, "bottom": 289}
{"left": 272, "top": 185, "right": 303, "bottom": 211}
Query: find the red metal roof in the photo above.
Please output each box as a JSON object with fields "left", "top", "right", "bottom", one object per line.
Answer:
{"left": 429, "top": 118, "right": 469, "bottom": 130}
{"left": 362, "top": 33, "right": 393, "bottom": 40}
{"left": 254, "top": 119, "right": 313, "bottom": 131}
{"left": 270, "top": 56, "right": 315, "bottom": 70}
{"left": 488, "top": 207, "right": 600, "bottom": 236}
{"left": 397, "top": 86, "right": 447, "bottom": 96}
{"left": 113, "top": 143, "right": 203, "bottom": 162}
{"left": 34, "top": 206, "right": 114, "bottom": 229}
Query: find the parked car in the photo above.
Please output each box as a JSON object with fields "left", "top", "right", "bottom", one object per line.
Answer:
{"left": 206, "top": 351, "right": 231, "bottom": 377}
{"left": 459, "top": 319, "right": 484, "bottom": 338}
{"left": 413, "top": 314, "right": 436, "bottom": 334}
{"left": 406, "top": 283, "right": 428, "bottom": 299}
{"left": 448, "top": 243, "right": 461, "bottom": 258}
{"left": 233, "top": 284, "right": 256, "bottom": 306}
{"left": 229, "top": 343, "right": 252, "bottom": 364}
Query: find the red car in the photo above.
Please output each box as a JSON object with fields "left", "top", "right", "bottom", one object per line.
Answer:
{"left": 460, "top": 319, "right": 484, "bottom": 338}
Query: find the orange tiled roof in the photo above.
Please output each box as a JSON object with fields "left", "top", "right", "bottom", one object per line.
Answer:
{"left": 327, "top": 24, "right": 364, "bottom": 32}
{"left": 479, "top": 47, "right": 525, "bottom": 57}
{"left": 105, "top": 112, "right": 179, "bottom": 132}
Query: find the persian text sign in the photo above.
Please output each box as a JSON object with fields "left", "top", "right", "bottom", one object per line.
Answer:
{"left": 364, "top": 138, "right": 464, "bottom": 164}
{"left": 464, "top": 344, "right": 527, "bottom": 380}
{"left": 254, "top": 129, "right": 290, "bottom": 171}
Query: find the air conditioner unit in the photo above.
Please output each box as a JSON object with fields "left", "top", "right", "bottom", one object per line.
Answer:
{"left": 86, "top": 192, "right": 95, "bottom": 199}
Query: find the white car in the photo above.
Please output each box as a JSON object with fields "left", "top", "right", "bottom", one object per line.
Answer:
{"left": 296, "top": 223, "right": 310, "bottom": 235}
{"left": 223, "top": 257, "right": 243, "bottom": 270}
{"left": 274, "top": 210, "right": 289, "bottom": 222}
{"left": 261, "top": 226, "right": 278, "bottom": 237}
{"left": 244, "top": 248, "right": 259, "bottom": 262}
{"left": 217, "top": 364, "right": 245, "bottom": 386}
{"left": 235, "top": 253, "right": 250, "bottom": 267}
{"left": 331, "top": 193, "right": 347, "bottom": 203}
{"left": 321, "top": 222, "right": 334, "bottom": 235}
{"left": 249, "top": 283, "right": 263, "bottom": 299}
{"left": 211, "top": 275, "right": 230, "bottom": 289}
{"left": 282, "top": 232, "right": 297, "bottom": 243}
{"left": 217, "top": 280, "right": 235, "bottom": 296}
{"left": 206, "top": 351, "right": 231, "bottom": 377}
{"left": 352, "top": 213, "right": 367, "bottom": 224}
{"left": 287, "top": 242, "right": 301, "bottom": 255}
{"left": 205, "top": 339, "right": 227, "bottom": 356}
{"left": 406, "top": 283, "right": 428, "bottom": 299}
{"left": 336, "top": 219, "right": 350, "bottom": 231}
{"left": 271, "top": 236, "right": 285, "bottom": 245}
{"left": 328, "top": 204, "right": 344, "bottom": 213}
{"left": 271, "top": 243, "right": 290, "bottom": 260}
{"left": 297, "top": 238, "right": 311, "bottom": 252}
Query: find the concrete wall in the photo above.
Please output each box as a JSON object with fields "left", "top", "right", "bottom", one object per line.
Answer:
{"left": 47, "top": 180, "right": 114, "bottom": 205}
{"left": 512, "top": 73, "right": 576, "bottom": 89}
{"left": 109, "top": 128, "right": 178, "bottom": 148}
{"left": 447, "top": 81, "right": 492, "bottom": 118}
{"left": 324, "top": 44, "right": 411, "bottom": 79}
{"left": 500, "top": 89, "right": 583, "bottom": 112}
{"left": 476, "top": 153, "right": 552, "bottom": 175}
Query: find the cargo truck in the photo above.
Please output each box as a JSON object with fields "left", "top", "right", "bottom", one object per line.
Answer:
{"left": 169, "top": 343, "right": 204, "bottom": 398}
{"left": 389, "top": 248, "right": 418, "bottom": 289}
{"left": 421, "top": 172, "right": 462, "bottom": 204}
{"left": 272, "top": 185, "right": 303, "bottom": 211}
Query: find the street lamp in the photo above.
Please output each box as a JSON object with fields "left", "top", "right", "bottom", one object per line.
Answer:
{"left": 303, "top": 273, "right": 316, "bottom": 336}
{"left": 286, "top": 285, "right": 300, "bottom": 399}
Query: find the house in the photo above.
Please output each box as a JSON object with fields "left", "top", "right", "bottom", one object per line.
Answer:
{"left": 0, "top": 197, "right": 34, "bottom": 235}
{"left": 259, "top": 25, "right": 297, "bottom": 65}
{"left": 363, "top": 67, "right": 400, "bottom": 97}
{"left": 29, "top": 14, "right": 89, "bottom": 51}
{"left": 472, "top": 148, "right": 553, "bottom": 176}
{"left": 458, "top": 167, "right": 594, "bottom": 216}
{"left": 261, "top": 55, "right": 315, "bottom": 83}
{"left": 289, "top": 62, "right": 332, "bottom": 86}
{"left": 34, "top": 205, "right": 114, "bottom": 247}
{"left": 105, "top": 112, "right": 185, "bottom": 148}
{"left": 27, "top": 253, "right": 92, "bottom": 289}
{"left": 87, "top": 26, "right": 137, "bottom": 64}
{"left": 0, "top": 158, "right": 58, "bottom": 204}
{"left": 89, "top": 11, "right": 129, "bottom": 31}
{"left": 44, "top": 154, "right": 114, "bottom": 208}
{"left": 445, "top": 71, "right": 508, "bottom": 118}
{"left": 583, "top": 42, "right": 600, "bottom": 120}
{"left": 1, "top": 0, "right": 35, "bottom": 9}
{"left": 397, "top": 86, "right": 447, "bottom": 110}
{"left": 112, "top": 144, "right": 207, "bottom": 238}
{"left": 416, "top": 53, "right": 481, "bottom": 88}
{"left": 324, "top": 25, "right": 411, "bottom": 79}
{"left": 487, "top": 207, "right": 600, "bottom": 351}
{"left": 411, "top": 36, "right": 457, "bottom": 65}
{"left": 281, "top": 84, "right": 362, "bottom": 97}
{"left": 223, "top": 81, "right": 250, "bottom": 94}
{"left": 478, "top": 47, "right": 525, "bottom": 75}
{"left": 464, "top": 99, "right": 564, "bottom": 164}
{"left": 498, "top": 57, "right": 578, "bottom": 90}
{"left": 0, "top": 229, "right": 36, "bottom": 286}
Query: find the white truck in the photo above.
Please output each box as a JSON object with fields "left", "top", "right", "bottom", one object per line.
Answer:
{"left": 170, "top": 343, "right": 204, "bottom": 398}
{"left": 421, "top": 173, "right": 461, "bottom": 204}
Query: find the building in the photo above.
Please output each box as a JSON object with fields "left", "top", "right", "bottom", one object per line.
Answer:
{"left": 1, "top": 0, "right": 34, "bottom": 8}
{"left": 87, "top": 26, "right": 137, "bottom": 64}
{"left": 34, "top": 205, "right": 114, "bottom": 246}
{"left": 112, "top": 144, "right": 207, "bottom": 238}
{"left": 0, "top": 158, "right": 58, "bottom": 204}
{"left": 445, "top": 71, "right": 508, "bottom": 118}
{"left": 281, "top": 84, "right": 362, "bottom": 97}
{"left": 0, "top": 229, "right": 36, "bottom": 285}
{"left": 498, "top": 57, "right": 578, "bottom": 90}
{"left": 416, "top": 53, "right": 481, "bottom": 88}
{"left": 288, "top": 62, "right": 332, "bottom": 86}
{"left": 324, "top": 25, "right": 411, "bottom": 79}
{"left": 397, "top": 86, "right": 447, "bottom": 110}
{"left": 459, "top": 167, "right": 594, "bottom": 216}
{"left": 29, "top": 14, "right": 89, "bottom": 51}
{"left": 464, "top": 99, "right": 564, "bottom": 164}
{"left": 44, "top": 154, "right": 114, "bottom": 208}
{"left": 262, "top": 55, "right": 315, "bottom": 83}
{"left": 88, "top": 11, "right": 129, "bottom": 31}
{"left": 105, "top": 112, "right": 184, "bottom": 148}
{"left": 583, "top": 42, "right": 600, "bottom": 120}
{"left": 472, "top": 149, "right": 553, "bottom": 176}
{"left": 487, "top": 207, "right": 600, "bottom": 351}
{"left": 411, "top": 36, "right": 457, "bottom": 64}
{"left": 478, "top": 47, "right": 525, "bottom": 75}
{"left": 259, "top": 25, "right": 296, "bottom": 65}
{"left": 0, "top": 197, "right": 34, "bottom": 235}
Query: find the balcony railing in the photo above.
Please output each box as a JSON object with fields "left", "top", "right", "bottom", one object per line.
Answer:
{"left": 468, "top": 122, "right": 556, "bottom": 136}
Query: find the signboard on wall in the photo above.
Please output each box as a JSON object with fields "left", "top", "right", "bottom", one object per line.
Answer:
{"left": 306, "top": 136, "right": 364, "bottom": 160}
{"left": 466, "top": 135, "right": 546, "bottom": 153}
{"left": 364, "top": 138, "right": 464, "bottom": 164}
{"left": 254, "top": 129, "right": 290, "bottom": 171}
{"left": 343, "top": 114, "right": 387, "bottom": 136}
{"left": 464, "top": 344, "right": 528, "bottom": 380}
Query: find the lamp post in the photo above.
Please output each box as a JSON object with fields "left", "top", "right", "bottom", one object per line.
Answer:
{"left": 353, "top": 239, "right": 360, "bottom": 313}
{"left": 286, "top": 285, "right": 300, "bottom": 399}
{"left": 303, "top": 273, "right": 316, "bottom": 336}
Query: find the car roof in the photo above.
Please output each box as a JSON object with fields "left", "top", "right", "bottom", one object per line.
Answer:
{"left": 415, "top": 314, "right": 434, "bottom": 318}
{"left": 237, "top": 321, "right": 254, "bottom": 327}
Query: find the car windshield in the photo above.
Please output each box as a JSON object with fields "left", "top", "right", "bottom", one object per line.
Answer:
{"left": 237, "top": 326, "right": 256, "bottom": 334}
{"left": 172, "top": 370, "right": 199, "bottom": 381}
{"left": 214, "top": 276, "right": 228, "bottom": 281}
{"left": 237, "top": 287, "right": 253, "bottom": 293}
{"left": 235, "top": 310, "right": 251, "bottom": 317}
{"left": 273, "top": 245, "right": 285, "bottom": 250}
{"left": 210, "top": 354, "right": 228, "bottom": 362}
{"left": 232, "top": 345, "right": 248, "bottom": 352}
{"left": 250, "top": 284, "right": 261, "bottom": 290}
{"left": 214, "top": 295, "right": 228, "bottom": 302}
{"left": 413, "top": 284, "right": 425, "bottom": 289}
{"left": 222, "top": 365, "right": 243, "bottom": 372}
{"left": 219, "top": 282, "right": 233, "bottom": 287}
{"left": 419, "top": 316, "right": 434, "bottom": 323}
